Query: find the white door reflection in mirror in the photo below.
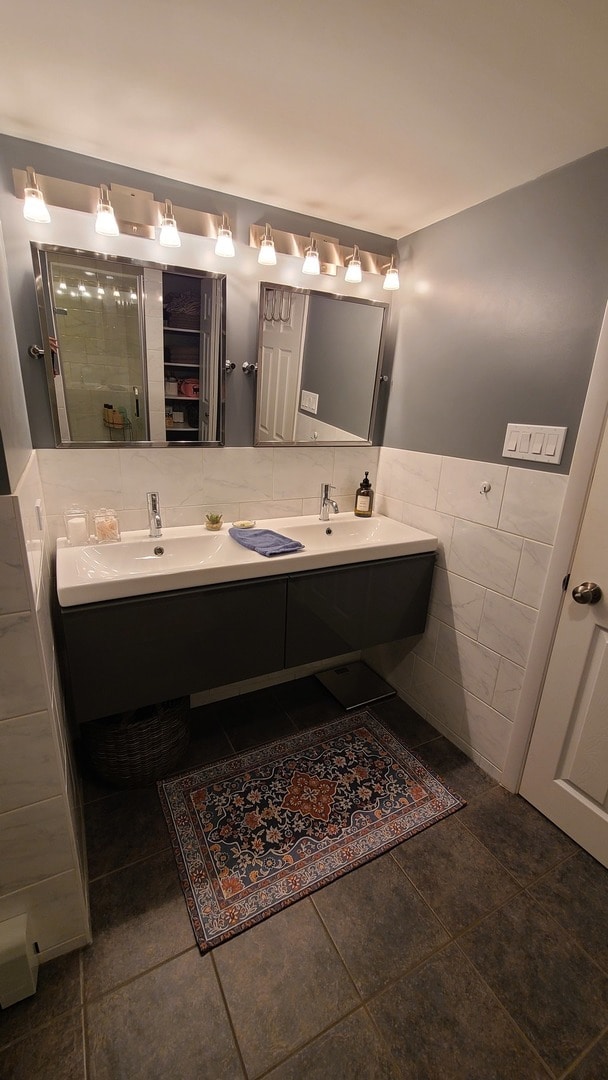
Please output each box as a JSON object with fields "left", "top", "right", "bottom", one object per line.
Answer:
{"left": 257, "top": 289, "right": 307, "bottom": 442}
{"left": 255, "top": 284, "right": 388, "bottom": 446}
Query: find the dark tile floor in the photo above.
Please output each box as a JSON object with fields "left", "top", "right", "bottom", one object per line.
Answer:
{"left": 2, "top": 678, "right": 608, "bottom": 1079}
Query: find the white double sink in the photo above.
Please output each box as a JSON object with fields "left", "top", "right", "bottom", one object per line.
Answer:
{"left": 56, "top": 512, "right": 437, "bottom": 607}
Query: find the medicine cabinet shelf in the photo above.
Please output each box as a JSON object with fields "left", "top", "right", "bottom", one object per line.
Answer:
{"left": 162, "top": 270, "right": 217, "bottom": 443}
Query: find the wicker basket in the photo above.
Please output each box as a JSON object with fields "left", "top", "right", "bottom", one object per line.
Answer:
{"left": 82, "top": 699, "right": 190, "bottom": 787}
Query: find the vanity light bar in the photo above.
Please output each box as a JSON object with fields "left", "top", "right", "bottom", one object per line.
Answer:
{"left": 12, "top": 169, "right": 224, "bottom": 242}
{"left": 13, "top": 169, "right": 398, "bottom": 281}
{"left": 249, "top": 224, "right": 394, "bottom": 278}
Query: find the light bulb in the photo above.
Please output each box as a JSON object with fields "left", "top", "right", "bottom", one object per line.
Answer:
{"left": 383, "top": 268, "right": 400, "bottom": 291}
{"left": 23, "top": 168, "right": 50, "bottom": 223}
{"left": 58, "top": 280, "right": 67, "bottom": 291}
{"left": 78, "top": 282, "right": 86, "bottom": 292}
{"left": 97, "top": 285, "right": 105, "bottom": 296}
{"left": 383, "top": 256, "right": 400, "bottom": 291}
{"left": 113, "top": 288, "right": 120, "bottom": 298}
{"left": 95, "top": 184, "right": 119, "bottom": 237}
{"left": 215, "top": 214, "right": 235, "bottom": 258}
{"left": 302, "top": 240, "right": 320, "bottom": 276}
{"left": 130, "top": 290, "right": 137, "bottom": 301}
{"left": 23, "top": 189, "right": 51, "bottom": 223}
{"left": 258, "top": 224, "right": 277, "bottom": 266}
{"left": 345, "top": 245, "right": 362, "bottom": 284}
{"left": 159, "top": 199, "right": 181, "bottom": 247}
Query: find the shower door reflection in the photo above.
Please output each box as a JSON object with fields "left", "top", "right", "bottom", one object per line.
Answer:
{"left": 47, "top": 252, "right": 148, "bottom": 442}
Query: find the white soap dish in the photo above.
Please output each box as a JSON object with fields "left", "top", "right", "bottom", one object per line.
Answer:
{"left": 232, "top": 520, "right": 256, "bottom": 529}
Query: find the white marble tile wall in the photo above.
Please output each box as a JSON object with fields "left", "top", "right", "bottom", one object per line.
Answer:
{"left": 368, "top": 448, "right": 567, "bottom": 780}
{"left": 0, "top": 454, "right": 90, "bottom": 961}
{"left": 37, "top": 443, "right": 381, "bottom": 539}
{"left": 0, "top": 497, "right": 30, "bottom": 615}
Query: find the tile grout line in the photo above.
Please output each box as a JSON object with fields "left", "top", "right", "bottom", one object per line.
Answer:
{"left": 249, "top": 999, "right": 368, "bottom": 1080}
{"left": 307, "top": 894, "right": 366, "bottom": 1006}
{"left": 87, "top": 841, "right": 173, "bottom": 884}
{"left": 446, "top": 887, "right": 608, "bottom": 1077}
{"left": 388, "top": 842, "right": 523, "bottom": 943}
{"left": 208, "top": 950, "right": 249, "bottom": 1080}
{"left": 82, "top": 945, "right": 198, "bottom": 1008}
{"left": 556, "top": 1020, "right": 608, "bottom": 1079}
{"left": 0, "top": 1005, "right": 84, "bottom": 1056}
{"left": 456, "top": 807, "right": 581, "bottom": 890}
{"left": 451, "top": 938, "right": 555, "bottom": 1078}
{"left": 522, "top": 881, "right": 608, "bottom": 984}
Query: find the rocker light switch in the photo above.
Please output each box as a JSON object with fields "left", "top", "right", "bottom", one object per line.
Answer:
{"left": 300, "top": 389, "right": 319, "bottom": 414}
{"left": 502, "top": 424, "right": 567, "bottom": 465}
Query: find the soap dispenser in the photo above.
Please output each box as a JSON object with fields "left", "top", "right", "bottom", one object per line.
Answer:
{"left": 354, "top": 471, "right": 374, "bottom": 517}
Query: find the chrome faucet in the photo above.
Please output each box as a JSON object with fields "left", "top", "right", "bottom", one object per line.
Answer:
{"left": 147, "top": 491, "right": 162, "bottom": 537}
{"left": 319, "top": 483, "right": 339, "bottom": 521}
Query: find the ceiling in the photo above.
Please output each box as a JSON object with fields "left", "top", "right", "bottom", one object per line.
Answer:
{"left": 1, "top": 0, "right": 607, "bottom": 238}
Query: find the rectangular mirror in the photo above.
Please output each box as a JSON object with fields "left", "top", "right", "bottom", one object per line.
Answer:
{"left": 31, "top": 244, "right": 226, "bottom": 447}
{"left": 254, "top": 284, "right": 388, "bottom": 445}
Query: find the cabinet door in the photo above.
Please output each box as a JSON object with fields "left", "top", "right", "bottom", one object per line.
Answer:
{"left": 285, "top": 554, "right": 435, "bottom": 668}
{"left": 60, "top": 578, "right": 287, "bottom": 723}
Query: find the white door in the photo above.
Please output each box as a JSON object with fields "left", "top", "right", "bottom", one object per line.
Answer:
{"left": 520, "top": 409, "right": 608, "bottom": 868}
{"left": 256, "top": 290, "right": 306, "bottom": 443}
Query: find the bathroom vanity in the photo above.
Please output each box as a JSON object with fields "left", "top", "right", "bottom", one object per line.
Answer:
{"left": 55, "top": 514, "right": 437, "bottom": 723}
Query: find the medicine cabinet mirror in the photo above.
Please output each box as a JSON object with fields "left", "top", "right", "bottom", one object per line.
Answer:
{"left": 31, "top": 243, "right": 226, "bottom": 447}
{"left": 254, "top": 284, "right": 388, "bottom": 446}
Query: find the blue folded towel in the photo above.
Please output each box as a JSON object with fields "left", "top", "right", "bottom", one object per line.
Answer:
{"left": 228, "top": 527, "right": 304, "bottom": 557}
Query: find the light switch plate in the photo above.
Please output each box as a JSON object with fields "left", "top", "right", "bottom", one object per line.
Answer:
{"left": 300, "top": 389, "right": 319, "bottom": 414}
{"left": 502, "top": 424, "right": 567, "bottom": 464}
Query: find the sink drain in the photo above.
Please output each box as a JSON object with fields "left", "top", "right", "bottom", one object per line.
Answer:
{"left": 154, "top": 546, "right": 164, "bottom": 556}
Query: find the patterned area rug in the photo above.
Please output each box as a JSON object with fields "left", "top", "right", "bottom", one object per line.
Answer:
{"left": 158, "top": 710, "right": 465, "bottom": 952}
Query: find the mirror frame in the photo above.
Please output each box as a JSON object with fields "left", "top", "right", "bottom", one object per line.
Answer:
{"left": 31, "top": 243, "right": 227, "bottom": 448}
{"left": 254, "top": 282, "right": 389, "bottom": 447}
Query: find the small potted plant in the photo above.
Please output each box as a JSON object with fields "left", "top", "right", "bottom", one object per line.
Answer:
{"left": 205, "top": 512, "right": 223, "bottom": 531}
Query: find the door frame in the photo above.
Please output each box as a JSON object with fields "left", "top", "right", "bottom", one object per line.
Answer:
{"left": 502, "top": 302, "right": 608, "bottom": 792}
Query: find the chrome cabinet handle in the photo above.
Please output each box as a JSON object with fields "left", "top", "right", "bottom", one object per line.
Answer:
{"left": 572, "top": 582, "right": 603, "bottom": 605}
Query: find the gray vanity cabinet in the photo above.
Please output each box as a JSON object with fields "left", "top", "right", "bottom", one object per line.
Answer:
{"left": 58, "top": 578, "right": 287, "bottom": 723}
{"left": 285, "top": 553, "right": 435, "bottom": 667}
{"left": 57, "top": 552, "right": 435, "bottom": 724}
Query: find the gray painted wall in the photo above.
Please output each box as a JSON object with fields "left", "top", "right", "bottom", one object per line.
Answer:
{"left": 384, "top": 149, "right": 608, "bottom": 472}
{"left": 0, "top": 135, "right": 394, "bottom": 449}
{"left": 299, "top": 295, "right": 385, "bottom": 438}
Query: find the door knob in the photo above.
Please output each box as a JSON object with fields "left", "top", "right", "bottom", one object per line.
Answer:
{"left": 572, "top": 582, "right": 603, "bottom": 605}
